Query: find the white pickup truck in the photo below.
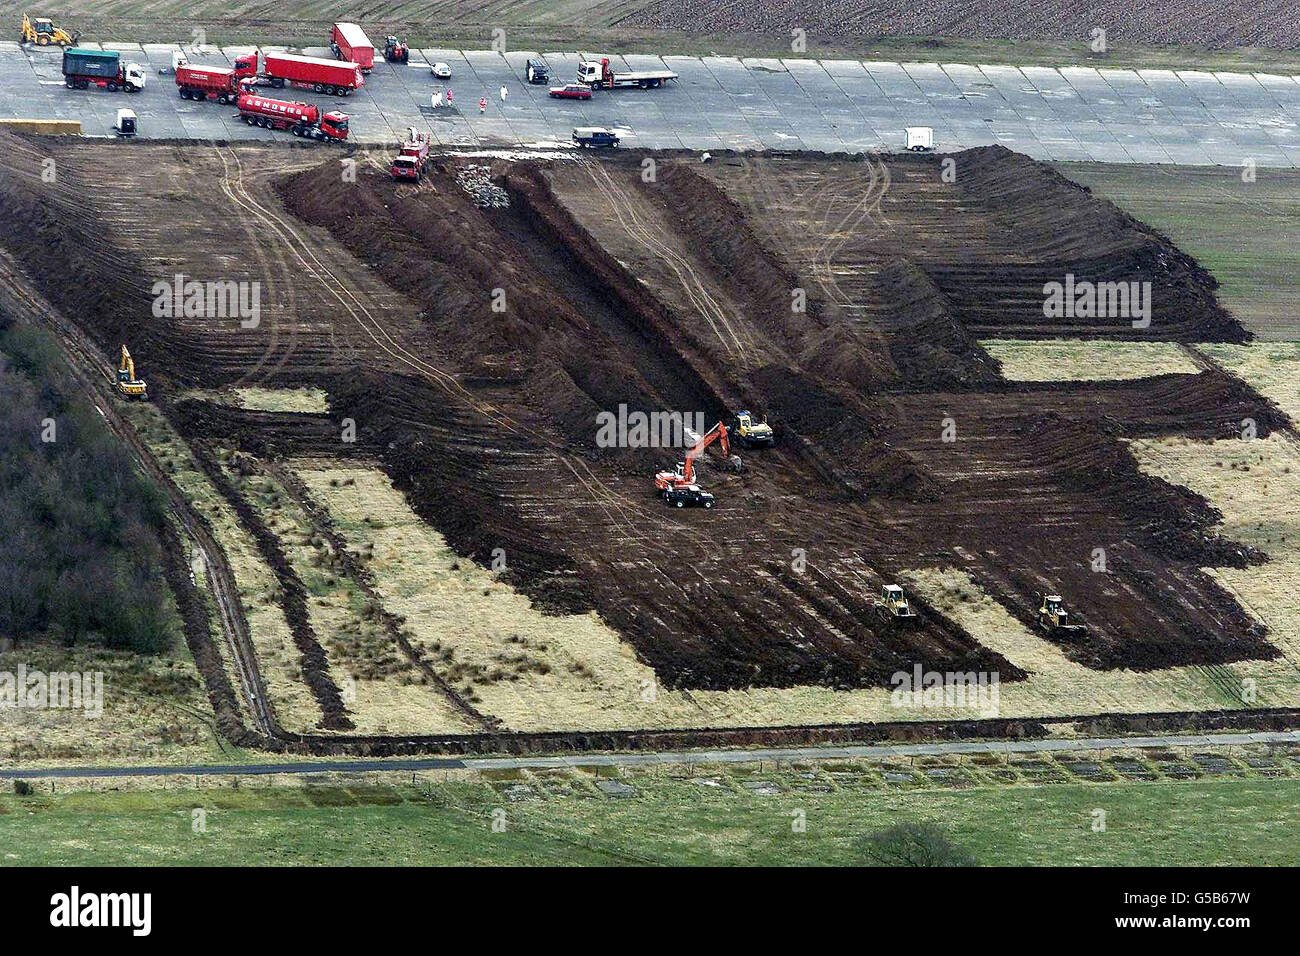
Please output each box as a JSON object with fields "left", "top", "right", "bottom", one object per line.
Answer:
{"left": 577, "top": 57, "right": 678, "bottom": 90}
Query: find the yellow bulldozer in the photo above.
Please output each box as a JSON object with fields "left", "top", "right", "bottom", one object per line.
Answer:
{"left": 20, "top": 13, "right": 77, "bottom": 46}
{"left": 1036, "top": 592, "right": 1085, "bottom": 634}
{"left": 116, "top": 345, "right": 147, "bottom": 399}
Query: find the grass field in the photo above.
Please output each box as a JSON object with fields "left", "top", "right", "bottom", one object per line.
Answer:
{"left": 3, "top": 771, "right": 1297, "bottom": 865}
{"left": 982, "top": 340, "right": 1200, "bottom": 380}
{"left": 9, "top": 0, "right": 1300, "bottom": 73}
{"left": 1058, "top": 164, "right": 1300, "bottom": 342}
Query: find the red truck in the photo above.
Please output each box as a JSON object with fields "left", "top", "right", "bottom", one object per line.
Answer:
{"left": 236, "top": 90, "right": 350, "bottom": 141}
{"left": 175, "top": 63, "right": 242, "bottom": 103}
{"left": 330, "top": 22, "right": 375, "bottom": 72}
{"left": 230, "top": 50, "right": 363, "bottom": 96}
{"left": 392, "top": 130, "right": 431, "bottom": 180}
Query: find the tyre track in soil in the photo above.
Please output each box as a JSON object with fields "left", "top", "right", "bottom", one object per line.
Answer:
{"left": 258, "top": 459, "right": 499, "bottom": 730}
{"left": 218, "top": 148, "right": 684, "bottom": 545}
{"left": 185, "top": 440, "right": 354, "bottom": 730}
{"left": 578, "top": 157, "right": 756, "bottom": 358}
{"left": 0, "top": 248, "right": 277, "bottom": 743}
{"left": 283, "top": 158, "right": 1022, "bottom": 691}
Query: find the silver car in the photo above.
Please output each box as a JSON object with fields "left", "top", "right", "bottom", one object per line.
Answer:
{"left": 430, "top": 62, "right": 452, "bottom": 79}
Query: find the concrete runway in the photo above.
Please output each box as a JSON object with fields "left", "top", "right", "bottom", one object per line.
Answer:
{"left": 4, "top": 41, "right": 1300, "bottom": 164}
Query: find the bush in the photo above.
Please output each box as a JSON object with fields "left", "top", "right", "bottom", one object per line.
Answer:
{"left": 857, "top": 821, "right": 977, "bottom": 867}
{"left": 13, "top": 780, "right": 33, "bottom": 796}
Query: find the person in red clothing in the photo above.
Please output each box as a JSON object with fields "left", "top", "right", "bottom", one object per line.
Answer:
{"left": 478, "top": 96, "right": 487, "bottom": 114}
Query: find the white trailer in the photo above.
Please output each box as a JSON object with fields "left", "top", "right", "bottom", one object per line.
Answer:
{"left": 577, "top": 57, "right": 678, "bottom": 90}
{"left": 905, "top": 126, "right": 935, "bottom": 151}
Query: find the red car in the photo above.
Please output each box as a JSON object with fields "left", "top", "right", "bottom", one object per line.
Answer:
{"left": 549, "top": 83, "right": 592, "bottom": 100}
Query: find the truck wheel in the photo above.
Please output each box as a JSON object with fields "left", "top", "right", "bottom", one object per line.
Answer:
{"left": 674, "top": 500, "right": 684, "bottom": 508}
{"left": 65, "top": 79, "right": 75, "bottom": 89}
{"left": 272, "top": 78, "right": 284, "bottom": 88}
{"left": 179, "top": 87, "right": 188, "bottom": 99}
{"left": 107, "top": 82, "right": 119, "bottom": 92}
{"left": 218, "top": 94, "right": 229, "bottom": 104}
{"left": 652, "top": 79, "right": 662, "bottom": 87}
{"left": 703, "top": 500, "right": 714, "bottom": 508}
{"left": 638, "top": 79, "right": 648, "bottom": 88}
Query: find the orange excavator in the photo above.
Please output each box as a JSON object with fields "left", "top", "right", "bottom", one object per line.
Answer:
{"left": 654, "top": 421, "right": 741, "bottom": 505}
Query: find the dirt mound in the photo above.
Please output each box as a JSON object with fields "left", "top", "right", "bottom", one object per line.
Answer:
{"left": 929, "top": 147, "right": 1246, "bottom": 341}
{"left": 751, "top": 365, "right": 939, "bottom": 500}
{"left": 171, "top": 399, "right": 363, "bottom": 459}
{"left": 0, "top": 131, "right": 178, "bottom": 379}
{"left": 1025, "top": 414, "right": 1267, "bottom": 568}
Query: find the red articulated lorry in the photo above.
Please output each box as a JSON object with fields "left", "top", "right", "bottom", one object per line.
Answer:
{"left": 231, "top": 50, "right": 363, "bottom": 96}
{"left": 236, "top": 89, "right": 350, "bottom": 141}
{"left": 175, "top": 63, "right": 242, "bottom": 103}
{"left": 330, "top": 22, "right": 375, "bottom": 72}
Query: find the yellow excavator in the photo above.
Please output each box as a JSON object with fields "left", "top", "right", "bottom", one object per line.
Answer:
{"left": 20, "top": 13, "right": 78, "bottom": 47}
{"left": 116, "top": 345, "right": 147, "bottom": 399}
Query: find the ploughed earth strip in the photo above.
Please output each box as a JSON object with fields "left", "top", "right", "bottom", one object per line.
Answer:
{"left": 0, "top": 129, "right": 1281, "bottom": 701}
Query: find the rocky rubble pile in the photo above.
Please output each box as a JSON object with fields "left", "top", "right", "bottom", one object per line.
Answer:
{"left": 454, "top": 165, "right": 510, "bottom": 208}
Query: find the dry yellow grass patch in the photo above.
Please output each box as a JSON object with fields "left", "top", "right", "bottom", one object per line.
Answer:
{"left": 231, "top": 386, "right": 330, "bottom": 413}
{"left": 0, "top": 639, "right": 217, "bottom": 765}
{"left": 291, "top": 462, "right": 1273, "bottom": 730}
{"left": 1130, "top": 432, "right": 1300, "bottom": 707}
{"left": 295, "top": 464, "right": 703, "bottom": 731}
{"left": 118, "top": 403, "right": 321, "bottom": 734}
{"left": 1199, "top": 342, "right": 1300, "bottom": 421}
{"left": 224, "top": 457, "right": 479, "bottom": 736}
{"left": 981, "top": 339, "right": 1200, "bottom": 381}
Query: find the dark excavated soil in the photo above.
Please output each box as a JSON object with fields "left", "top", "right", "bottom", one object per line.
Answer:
{"left": 0, "top": 129, "right": 1281, "bottom": 699}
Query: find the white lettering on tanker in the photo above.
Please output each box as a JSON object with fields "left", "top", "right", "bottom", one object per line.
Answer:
{"left": 152, "top": 274, "right": 261, "bottom": 329}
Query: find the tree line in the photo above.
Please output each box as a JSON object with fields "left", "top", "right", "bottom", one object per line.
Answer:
{"left": 0, "top": 315, "right": 176, "bottom": 653}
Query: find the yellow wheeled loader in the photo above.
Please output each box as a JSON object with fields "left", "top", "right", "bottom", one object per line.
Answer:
{"left": 20, "top": 13, "right": 77, "bottom": 47}
{"left": 875, "top": 584, "right": 919, "bottom": 625}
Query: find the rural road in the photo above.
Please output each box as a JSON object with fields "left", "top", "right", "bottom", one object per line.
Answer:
{"left": 4, "top": 42, "right": 1300, "bottom": 164}
{"left": 3, "top": 730, "right": 1298, "bottom": 779}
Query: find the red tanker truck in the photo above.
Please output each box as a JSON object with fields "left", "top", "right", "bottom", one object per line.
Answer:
{"left": 236, "top": 90, "right": 350, "bottom": 141}
{"left": 230, "top": 50, "right": 363, "bottom": 96}
{"left": 330, "top": 22, "right": 375, "bottom": 72}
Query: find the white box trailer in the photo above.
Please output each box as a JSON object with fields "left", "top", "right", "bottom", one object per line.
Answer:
{"left": 905, "top": 126, "right": 935, "bottom": 151}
